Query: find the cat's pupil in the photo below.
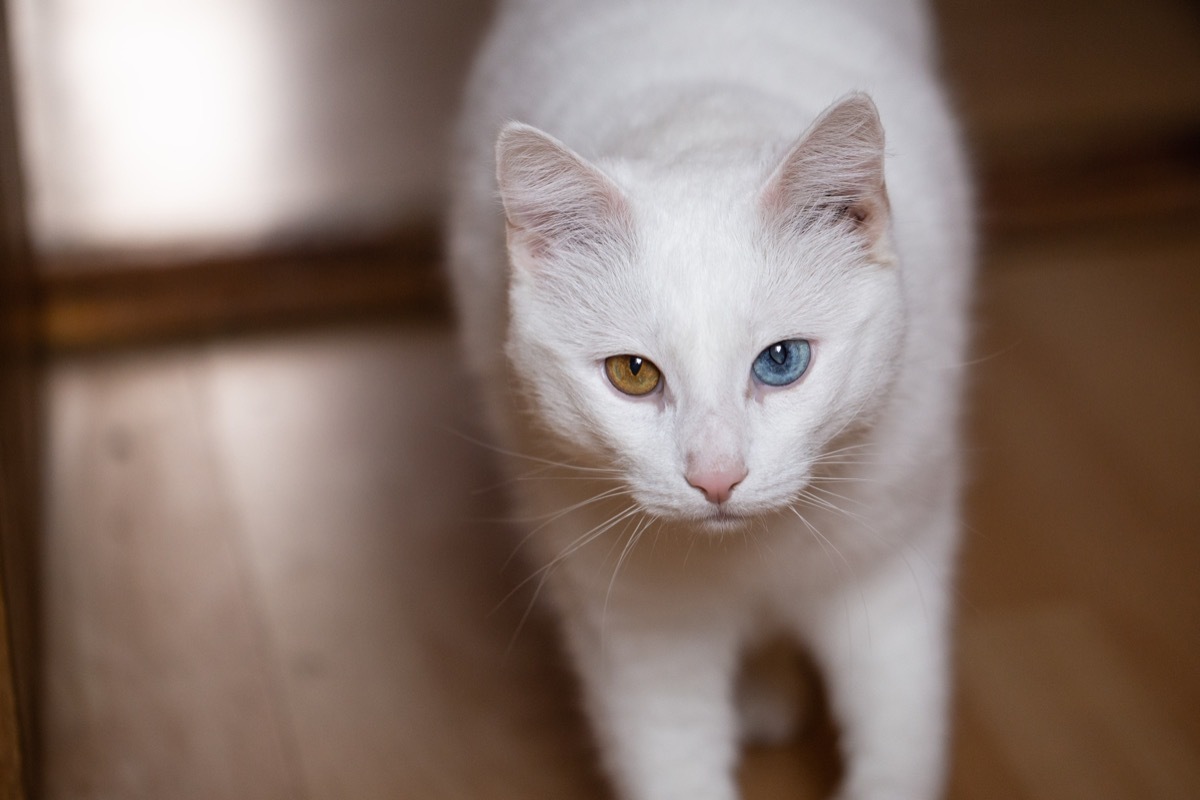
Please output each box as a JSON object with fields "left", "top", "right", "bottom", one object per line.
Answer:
{"left": 630, "top": 357, "right": 643, "bottom": 375}
{"left": 770, "top": 345, "right": 787, "bottom": 365}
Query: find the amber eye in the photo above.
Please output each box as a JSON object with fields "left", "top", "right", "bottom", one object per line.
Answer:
{"left": 605, "top": 355, "right": 661, "bottom": 396}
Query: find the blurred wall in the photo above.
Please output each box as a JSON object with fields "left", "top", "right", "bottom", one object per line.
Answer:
{"left": 10, "top": 0, "right": 492, "bottom": 264}
{"left": 7, "top": 0, "right": 1199, "bottom": 267}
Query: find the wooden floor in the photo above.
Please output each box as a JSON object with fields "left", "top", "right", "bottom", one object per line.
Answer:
{"left": 38, "top": 218, "right": 1200, "bottom": 798}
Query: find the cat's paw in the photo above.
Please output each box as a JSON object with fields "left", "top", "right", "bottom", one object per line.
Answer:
{"left": 735, "top": 642, "right": 813, "bottom": 747}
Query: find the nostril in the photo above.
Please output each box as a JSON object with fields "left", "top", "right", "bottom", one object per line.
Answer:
{"left": 686, "top": 466, "right": 748, "bottom": 505}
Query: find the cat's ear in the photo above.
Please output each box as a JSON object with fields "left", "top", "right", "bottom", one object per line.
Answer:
{"left": 761, "top": 93, "right": 892, "bottom": 258}
{"left": 496, "top": 122, "right": 632, "bottom": 267}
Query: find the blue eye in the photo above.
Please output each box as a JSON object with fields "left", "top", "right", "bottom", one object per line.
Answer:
{"left": 752, "top": 339, "right": 811, "bottom": 386}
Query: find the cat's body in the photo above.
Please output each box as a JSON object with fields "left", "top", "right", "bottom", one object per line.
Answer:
{"left": 446, "top": 1, "right": 972, "bottom": 799}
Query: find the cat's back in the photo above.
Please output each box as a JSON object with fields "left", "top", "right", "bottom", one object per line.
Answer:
{"left": 465, "top": 0, "right": 934, "bottom": 143}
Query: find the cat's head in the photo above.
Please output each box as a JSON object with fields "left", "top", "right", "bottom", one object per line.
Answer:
{"left": 497, "top": 94, "right": 905, "bottom": 531}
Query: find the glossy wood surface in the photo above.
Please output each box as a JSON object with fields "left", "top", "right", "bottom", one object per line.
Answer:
{"left": 39, "top": 221, "right": 1200, "bottom": 798}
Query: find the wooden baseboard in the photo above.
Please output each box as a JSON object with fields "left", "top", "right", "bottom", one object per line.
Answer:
{"left": 979, "top": 131, "right": 1200, "bottom": 239}
{"left": 38, "top": 237, "right": 448, "bottom": 351}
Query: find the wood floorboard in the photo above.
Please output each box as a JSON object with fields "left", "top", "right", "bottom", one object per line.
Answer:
{"left": 963, "top": 231, "right": 1200, "bottom": 743}
{"left": 39, "top": 226, "right": 1200, "bottom": 798}
{"left": 41, "top": 353, "right": 301, "bottom": 800}
{"left": 966, "top": 605, "right": 1200, "bottom": 800}
{"left": 198, "top": 326, "right": 608, "bottom": 800}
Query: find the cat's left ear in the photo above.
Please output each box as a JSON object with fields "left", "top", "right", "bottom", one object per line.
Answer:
{"left": 761, "top": 93, "right": 892, "bottom": 260}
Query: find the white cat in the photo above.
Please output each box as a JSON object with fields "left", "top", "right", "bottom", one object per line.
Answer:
{"left": 446, "top": 1, "right": 973, "bottom": 798}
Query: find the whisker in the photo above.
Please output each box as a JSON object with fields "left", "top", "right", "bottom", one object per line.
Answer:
{"left": 805, "top": 475, "right": 883, "bottom": 488}
{"left": 601, "top": 509, "right": 642, "bottom": 566}
{"left": 796, "top": 489, "right": 954, "bottom": 635}
{"left": 471, "top": 463, "right": 558, "bottom": 495}
{"left": 603, "top": 513, "right": 655, "bottom": 630}
{"left": 795, "top": 489, "right": 849, "bottom": 518}
{"left": 500, "top": 503, "right": 643, "bottom": 653}
{"left": 443, "top": 426, "right": 623, "bottom": 476}
{"left": 809, "top": 457, "right": 885, "bottom": 467}
{"left": 503, "top": 485, "right": 633, "bottom": 567}
{"left": 805, "top": 483, "right": 869, "bottom": 511}
{"left": 543, "top": 505, "right": 644, "bottom": 574}
{"left": 788, "top": 506, "right": 855, "bottom": 585}
{"left": 814, "top": 440, "right": 882, "bottom": 460}
{"left": 788, "top": 505, "right": 866, "bottom": 646}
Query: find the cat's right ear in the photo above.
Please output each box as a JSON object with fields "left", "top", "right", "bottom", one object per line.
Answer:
{"left": 760, "top": 94, "right": 893, "bottom": 261}
{"left": 496, "top": 123, "right": 632, "bottom": 268}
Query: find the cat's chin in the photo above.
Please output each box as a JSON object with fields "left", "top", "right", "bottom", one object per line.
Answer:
{"left": 692, "top": 507, "right": 759, "bottom": 535}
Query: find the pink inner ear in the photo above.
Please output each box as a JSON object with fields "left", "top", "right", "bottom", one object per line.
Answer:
{"left": 760, "top": 93, "right": 889, "bottom": 237}
{"left": 496, "top": 123, "right": 633, "bottom": 265}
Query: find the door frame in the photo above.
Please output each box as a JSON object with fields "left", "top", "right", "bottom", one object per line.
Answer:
{"left": 0, "top": 0, "right": 38, "bottom": 796}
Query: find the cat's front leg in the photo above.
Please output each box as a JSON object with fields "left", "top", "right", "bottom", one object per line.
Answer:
{"left": 801, "top": 533, "right": 956, "bottom": 800}
{"left": 559, "top": 604, "right": 742, "bottom": 800}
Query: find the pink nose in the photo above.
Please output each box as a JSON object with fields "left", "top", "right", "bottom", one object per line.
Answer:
{"left": 686, "top": 465, "right": 748, "bottom": 505}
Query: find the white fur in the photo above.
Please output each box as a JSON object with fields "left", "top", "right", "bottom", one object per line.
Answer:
{"left": 446, "top": 2, "right": 973, "bottom": 799}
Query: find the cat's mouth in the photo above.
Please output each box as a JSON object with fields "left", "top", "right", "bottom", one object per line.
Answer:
{"left": 632, "top": 487, "right": 770, "bottom": 533}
